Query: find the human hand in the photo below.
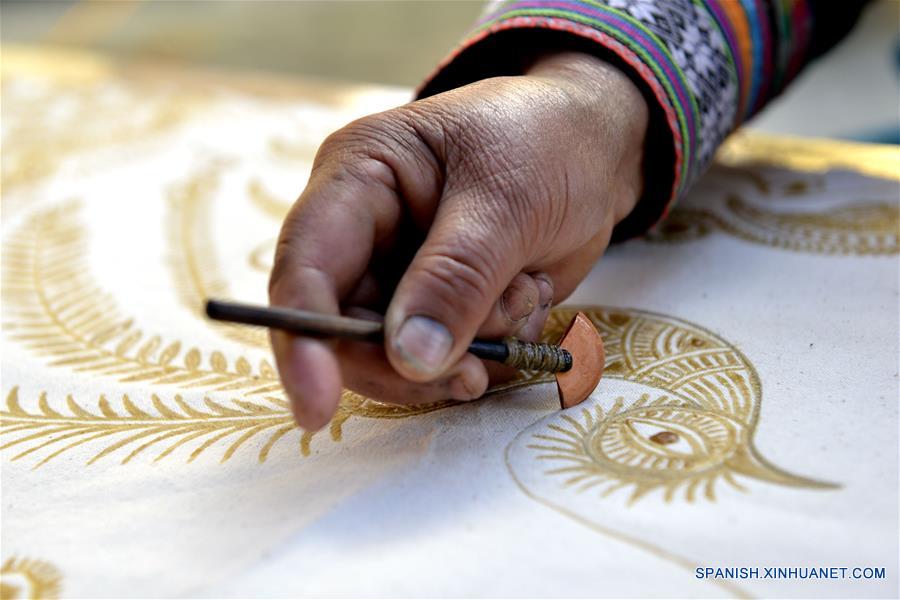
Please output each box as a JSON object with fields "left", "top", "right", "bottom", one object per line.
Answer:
{"left": 269, "top": 51, "right": 648, "bottom": 430}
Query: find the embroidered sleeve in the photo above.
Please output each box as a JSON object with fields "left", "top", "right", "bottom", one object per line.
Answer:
{"left": 417, "top": 0, "right": 870, "bottom": 237}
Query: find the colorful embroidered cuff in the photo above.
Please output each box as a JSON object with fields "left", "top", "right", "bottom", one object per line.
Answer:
{"left": 417, "top": 0, "right": 815, "bottom": 238}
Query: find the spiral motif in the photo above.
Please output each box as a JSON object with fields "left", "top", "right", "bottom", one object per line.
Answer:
{"left": 585, "top": 401, "right": 746, "bottom": 481}
{"left": 506, "top": 307, "right": 836, "bottom": 504}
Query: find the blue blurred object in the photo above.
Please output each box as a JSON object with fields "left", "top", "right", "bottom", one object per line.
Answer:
{"left": 852, "top": 127, "right": 900, "bottom": 144}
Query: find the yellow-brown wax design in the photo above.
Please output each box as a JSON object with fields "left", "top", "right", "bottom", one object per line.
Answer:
{"left": 0, "top": 44, "right": 384, "bottom": 217}
{"left": 506, "top": 308, "right": 835, "bottom": 505}
{"left": 647, "top": 138, "right": 900, "bottom": 254}
{"left": 1, "top": 202, "right": 456, "bottom": 461}
{"left": 0, "top": 204, "right": 833, "bottom": 503}
{"left": 1, "top": 51, "right": 207, "bottom": 195}
{"left": 3, "top": 44, "right": 894, "bottom": 600}
{"left": 0, "top": 45, "right": 867, "bottom": 494}
{"left": 0, "top": 557, "right": 62, "bottom": 600}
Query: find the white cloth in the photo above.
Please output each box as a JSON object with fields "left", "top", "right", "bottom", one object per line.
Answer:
{"left": 2, "top": 46, "right": 898, "bottom": 599}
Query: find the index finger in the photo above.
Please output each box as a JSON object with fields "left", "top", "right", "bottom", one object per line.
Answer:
{"left": 269, "top": 160, "right": 398, "bottom": 430}
{"left": 269, "top": 108, "right": 449, "bottom": 429}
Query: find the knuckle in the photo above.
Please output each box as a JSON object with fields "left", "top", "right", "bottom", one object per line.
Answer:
{"left": 315, "top": 124, "right": 396, "bottom": 190}
{"left": 317, "top": 116, "right": 387, "bottom": 158}
{"left": 339, "top": 154, "right": 397, "bottom": 193}
{"left": 314, "top": 109, "right": 441, "bottom": 195}
{"left": 318, "top": 110, "right": 417, "bottom": 163}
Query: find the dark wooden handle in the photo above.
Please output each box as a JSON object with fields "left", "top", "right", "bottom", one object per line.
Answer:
{"left": 206, "top": 300, "right": 384, "bottom": 343}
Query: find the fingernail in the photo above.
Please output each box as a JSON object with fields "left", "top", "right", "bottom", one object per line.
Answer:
{"left": 501, "top": 285, "right": 534, "bottom": 323}
{"left": 393, "top": 316, "right": 453, "bottom": 375}
{"left": 535, "top": 274, "right": 554, "bottom": 310}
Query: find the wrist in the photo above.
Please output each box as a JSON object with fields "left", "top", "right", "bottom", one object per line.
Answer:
{"left": 525, "top": 52, "right": 648, "bottom": 223}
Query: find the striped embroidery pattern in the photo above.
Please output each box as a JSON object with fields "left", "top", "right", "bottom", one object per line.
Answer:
{"left": 426, "top": 0, "right": 813, "bottom": 217}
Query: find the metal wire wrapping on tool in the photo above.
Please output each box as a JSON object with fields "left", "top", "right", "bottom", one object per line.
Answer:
{"left": 503, "top": 337, "right": 573, "bottom": 372}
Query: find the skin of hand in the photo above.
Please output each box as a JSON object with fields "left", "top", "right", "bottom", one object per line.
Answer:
{"left": 269, "top": 51, "right": 648, "bottom": 430}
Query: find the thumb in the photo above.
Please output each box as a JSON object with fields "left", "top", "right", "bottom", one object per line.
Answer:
{"left": 384, "top": 196, "right": 526, "bottom": 382}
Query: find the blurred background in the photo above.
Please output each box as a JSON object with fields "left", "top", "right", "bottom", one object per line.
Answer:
{"left": 2, "top": 0, "right": 898, "bottom": 142}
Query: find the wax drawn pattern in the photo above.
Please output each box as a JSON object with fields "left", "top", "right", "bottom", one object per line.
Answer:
{"left": 1, "top": 73, "right": 202, "bottom": 195}
{"left": 647, "top": 166, "right": 900, "bottom": 254}
{"left": 3, "top": 202, "right": 283, "bottom": 397}
{"left": 266, "top": 135, "right": 321, "bottom": 164}
{"left": 718, "top": 132, "right": 900, "bottom": 182}
{"left": 0, "top": 556, "right": 62, "bottom": 600}
{"left": 1, "top": 201, "right": 456, "bottom": 465}
{"left": 247, "top": 177, "right": 293, "bottom": 222}
{"left": 245, "top": 176, "right": 292, "bottom": 274}
{"left": 167, "top": 148, "right": 302, "bottom": 344}
{"left": 166, "top": 162, "right": 269, "bottom": 350}
{"left": 7, "top": 194, "right": 810, "bottom": 474}
{"left": 167, "top": 160, "right": 297, "bottom": 348}
{"left": 503, "top": 306, "right": 838, "bottom": 599}
{"left": 242, "top": 131, "right": 319, "bottom": 274}
{"left": 0, "top": 385, "right": 455, "bottom": 467}
{"left": 506, "top": 306, "right": 836, "bottom": 504}
{"left": 0, "top": 386, "right": 296, "bottom": 467}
